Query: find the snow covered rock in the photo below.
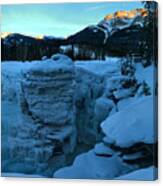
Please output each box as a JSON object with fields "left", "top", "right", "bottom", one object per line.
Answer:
{"left": 104, "top": 75, "right": 137, "bottom": 100}
{"left": 101, "top": 96, "right": 155, "bottom": 148}
{"left": 54, "top": 95, "right": 156, "bottom": 179}
{"left": 102, "top": 93, "right": 157, "bottom": 170}
{"left": 53, "top": 149, "right": 132, "bottom": 179}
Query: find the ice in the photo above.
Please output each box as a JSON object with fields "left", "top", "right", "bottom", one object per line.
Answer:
{"left": 2, "top": 56, "right": 156, "bottom": 179}
{"left": 74, "top": 58, "right": 120, "bottom": 144}
{"left": 1, "top": 54, "right": 77, "bottom": 176}
{"left": 2, "top": 61, "right": 30, "bottom": 102}
{"left": 74, "top": 66, "right": 104, "bottom": 144}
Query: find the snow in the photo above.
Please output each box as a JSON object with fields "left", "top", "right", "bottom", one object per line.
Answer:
{"left": 115, "top": 166, "right": 157, "bottom": 180}
{"left": 1, "top": 61, "right": 31, "bottom": 102}
{"left": 54, "top": 149, "right": 132, "bottom": 179}
{"left": 122, "top": 152, "right": 144, "bottom": 161}
{"left": 98, "top": 9, "right": 146, "bottom": 37}
{"left": 1, "top": 54, "right": 77, "bottom": 176}
{"left": 117, "top": 96, "right": 145, "bottom": 111}
{"left": 113, "top": 88, "right": 134, "bottom": 99}
{"left": 101, "top": 96, "right": 155, "bottom": 148}
{"left": 104, "top": 75, "right": 130, "bottom": 93}
{"left": 24, "top": 54, "right": 74, "bottom": 75}
{"left": 135, "top": 63, "right": 155, "bottom": 93}
{"left": 94, "top": 25, "right": 109, "bottom": 44}
{"left": 94, "top": 143, "right": 114, "bottom": 156}
{"left": 75, "top": 58, "right": 120, "bottom": 77}
{"left": 1, "top": 54, "right": 74, "bottom": 103}
{"left": 93, "top": 97, "right": 115, "bottom": 133}
{"left": 1, "top": 56, "right": 157, "bottom": 180}
{"left": 74, "top": 58, "right": 121, "bottom": 144}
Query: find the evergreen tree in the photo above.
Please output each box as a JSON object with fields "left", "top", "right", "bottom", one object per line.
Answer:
{"left": 142, "top": 1, "right": 158, "bottom": 66}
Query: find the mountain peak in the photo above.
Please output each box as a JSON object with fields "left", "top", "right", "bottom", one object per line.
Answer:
{"left": 104, "top": 8, "right": 148, "bottom": 21}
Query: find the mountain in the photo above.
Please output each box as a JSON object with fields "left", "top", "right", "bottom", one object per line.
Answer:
{"left": 1, "top": 8, "right": 149, "bottom": 60}
{"left": 102, "top": 8, "right": 147, "bottom": 33}
{"left": 1, "top": 33, "right": 66, "bottom": 61}
{"left": 67, "top": 8, "right": 147, "bottom": 46}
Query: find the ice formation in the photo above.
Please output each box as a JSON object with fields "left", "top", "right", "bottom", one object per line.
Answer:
{"left": 1, "top": 56, "right": 157, "bottom": 179}
{"left": 2, "top": 54, "right": 77, "bottom": 176}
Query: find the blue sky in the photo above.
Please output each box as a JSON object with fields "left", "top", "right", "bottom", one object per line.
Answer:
{"left": 1, "top": 2, "right": 143, "bottom": 37}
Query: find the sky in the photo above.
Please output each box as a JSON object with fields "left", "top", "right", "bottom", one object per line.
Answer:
{"left": 1, "top": 1, "right": 143, "bottom": 38}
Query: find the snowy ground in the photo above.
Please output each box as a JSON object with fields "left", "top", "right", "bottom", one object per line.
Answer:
{"left": 75, "top": 57, "right": 120, "bottom": 77}
{"left": 1, "top": 55, "right": 157, "bottom": 180}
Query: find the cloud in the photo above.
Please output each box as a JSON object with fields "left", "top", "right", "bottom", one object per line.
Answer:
{"left": 86, "top": 5, "right": 107, "bottom": 12}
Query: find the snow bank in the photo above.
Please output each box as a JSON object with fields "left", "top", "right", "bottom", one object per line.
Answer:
{"left": 101, "top": 96, "right": 155, "bottom": 148}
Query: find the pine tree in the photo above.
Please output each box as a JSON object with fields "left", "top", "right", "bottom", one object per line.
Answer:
{"left": 142, "top": 1, "right": 158, "bottom": 66}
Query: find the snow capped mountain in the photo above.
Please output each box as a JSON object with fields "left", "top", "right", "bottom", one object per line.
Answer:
{"left": 1, "top": 8, "right": 148, "bottom": 47}
{"left": 1, "top": 8, "right": 149, "bottom": 61}
{"left": 67, "top": 8, "right": 148, "bottom": 50}
{"left": 98, "top": 8, "right": 147, "bottom": 36}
